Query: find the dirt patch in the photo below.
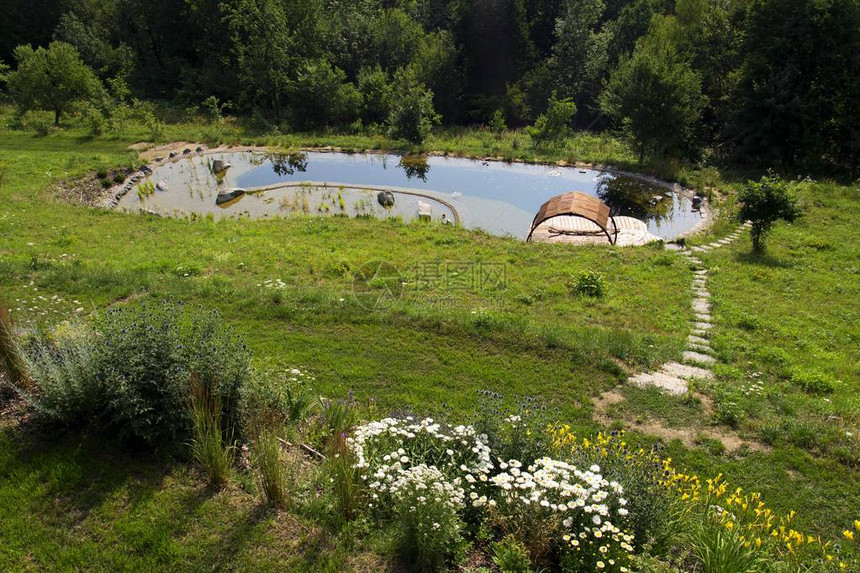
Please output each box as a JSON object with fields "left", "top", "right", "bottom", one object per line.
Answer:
{"left": 592, "top": 388, "right": 768, "bottom": 454}
{"left": 49, "top": 167, "right": 135, "bottom": 206}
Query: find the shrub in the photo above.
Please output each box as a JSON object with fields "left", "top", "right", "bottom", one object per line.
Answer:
{"left": 570, "top": 270, "right": 606, "bottom": 298}
{"left": 387, "top": 67, "right": 439, "bottom": 144}
{"left": 189, "top": 372, "right": 236, "bottom": 489}
{"left": 201, "top": 95, "right": 228, "bottom": 124}
{"left": 17, "top": 323, "right": 101, "bottom": 425}
{"left": 527, "top": 91, "right": 576, "bottom": 147}
{"left": 391, "top": 464, "right": 465, "bottom": 572}
{"left": 93, "top": 302, "right": 250, "bottom": 445}
{"left": 489, "top": 109, "right": 507, "bottom": 135}
{"left": 738, "top": 172, "right": 801, "bottom": 253}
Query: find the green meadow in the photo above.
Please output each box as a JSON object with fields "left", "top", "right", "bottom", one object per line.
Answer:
{"left": 1, "top": 110, "right": 858, "bottom": 569}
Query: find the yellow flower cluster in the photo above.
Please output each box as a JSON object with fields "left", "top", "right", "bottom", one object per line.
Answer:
{"left": 664, "top": 468, "right": 859, "bottom": 569}
{"left": 548, "top": 425, "right": 662, "bottom": 466}
{"left": 547, "top": 426, "right": 859, "bottom": 571}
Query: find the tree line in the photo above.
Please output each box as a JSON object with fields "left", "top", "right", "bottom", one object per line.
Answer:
{"left": 1, "top": 0, "right": 858, "bottom": 174}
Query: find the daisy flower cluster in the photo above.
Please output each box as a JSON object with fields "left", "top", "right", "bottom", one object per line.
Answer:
{"left": 349, "top": 416, "right": 493, "bottom": 510}
{"left": 349, "top": 417, "right": 635, "bottom": 571}
{"left": 490, "top": 457, "right": 635, "bottom": 571}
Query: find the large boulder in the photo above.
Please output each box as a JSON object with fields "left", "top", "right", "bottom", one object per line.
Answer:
{"left": 377, "top": 191, "right": 395, "bottom": 208}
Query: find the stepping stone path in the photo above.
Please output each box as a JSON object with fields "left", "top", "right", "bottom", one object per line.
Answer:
{"left": 629, "top": 221, "right": 752, "bottom": 395}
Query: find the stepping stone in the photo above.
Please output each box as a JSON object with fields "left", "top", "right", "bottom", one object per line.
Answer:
{"left": 693, "top": 321, "right": 713, "bottom": 330}
{"left": 630, "top": 372, "right": 688, "bottom": 395}
{"left": 692, "top": 299, "right": 710, "bottom": 313}
{"left": 662, "top": 361, "right": 714, "bottom": 381}
{"left": 718, "top": 239, "right": 731, "bottom": 245}
{"left": 690, "top": 329, "right": 709, "bottom": 338}
{"left": 688, "top": 334, "right": 710, "bottom": 346}
{"left": 691, "top": 247, "right": 704, "bottom": 253}
{"left": 683, "top": 351, "right": 716, "bottom": 365}
{"left": 693, "top": 269, "right": 707, "bottom": 275}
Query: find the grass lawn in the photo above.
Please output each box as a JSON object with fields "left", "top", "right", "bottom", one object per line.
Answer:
{"left": 1, "top": 109, "right": 858, "bottom": 568}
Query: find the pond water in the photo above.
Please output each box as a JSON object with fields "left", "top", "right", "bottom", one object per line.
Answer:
{"left": 117, "top": 151, "right": 704, "bottom": 240}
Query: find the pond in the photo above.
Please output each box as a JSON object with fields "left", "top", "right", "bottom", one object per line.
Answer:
{"left": 117, "top": 150, "right": 704, "bottom": 240}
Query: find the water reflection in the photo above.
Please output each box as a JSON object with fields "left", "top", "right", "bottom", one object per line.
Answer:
{"left": 596, "top": 175, "right": 674, "bottom": 222}
{"left": 270, "top": 152, "right": 308, "bottom": 176}
{"left": 398, "top": 155, "right": 430, "bottom": 181}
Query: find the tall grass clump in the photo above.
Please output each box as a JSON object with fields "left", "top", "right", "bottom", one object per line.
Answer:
{"left": 189, "top": 373, "right": 236, "bottom": 488}
{"left": 0, "top": 300, "right": 30, "bottom": 397}
{"left": 251, "top": 429, "right": 290, "bottom": 508}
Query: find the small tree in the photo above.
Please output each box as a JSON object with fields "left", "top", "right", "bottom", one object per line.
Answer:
{"left": 387, "top": 67, "right": 439, "bottom": 144}
{"left": 7, "top": 42, "right": 99, "bottom": 126}
{"left": 738, "top": 172, "right": 801, "bottom": 253}
{"left": 600, "top": 22, "right": 705, "bottom": 163}
{"left": 527, "top": 91, "right": 577, "bottom": 147}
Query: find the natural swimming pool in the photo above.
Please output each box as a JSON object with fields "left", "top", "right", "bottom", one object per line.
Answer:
{"left": 117, "top": 150, "right": 705, "bottom": 240}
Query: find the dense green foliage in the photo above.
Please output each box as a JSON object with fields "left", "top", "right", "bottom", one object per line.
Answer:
{"left": 17, "top": 302, "right": 251, "bottom": 444}
{"left": 6, "top": 41, "right": 98, "bottom": 125}
{"left": 1, "top": 0, "right": 857, "bottom": 172}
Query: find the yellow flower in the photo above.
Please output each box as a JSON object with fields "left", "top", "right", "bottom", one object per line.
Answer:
{"left": 843, "top": 530, "right": 854, "bottom": 541}
{"left": 854, "top": 519, "right": 860, "bottom": 531}
{"left": 755, "top": 538, "right": 762, "bottom": 549}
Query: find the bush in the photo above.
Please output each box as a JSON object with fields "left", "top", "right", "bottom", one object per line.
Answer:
{"left": 17, "top": 301, "right": 250, "bottom": 445}
{"left": 550, "top": 428, "right": 673, "bottom": 552}
{"left": 387, "top": 67, "right": 439, "bottom": 144}
{"left": 18, "top": 323, "right": 101, "bottom": 425}
{"left": 527, "top": 91, "right": 576, "bottom": 147}
{"left": 738, "top": 172, "right": 801, "bottom": 253}
{"left": 93, "top": 302, "right": 250, "bottom": 444}
{"left": 489, "top": 109, "right": 507, "bottom": 135}
{"left": 491, "top": 535, "right": 532, "bottom": 572}
{"left": 570, "top": 270, "right": 606, "bottom": 298}
{"left": 1, "top": 300, "right": 30, "bottom": 396}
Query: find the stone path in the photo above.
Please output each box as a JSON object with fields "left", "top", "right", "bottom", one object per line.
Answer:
{"left": 629, "top": 221, "right": 752, "bottom": 395}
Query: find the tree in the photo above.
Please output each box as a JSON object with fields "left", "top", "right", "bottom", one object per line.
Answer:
{"left": 387, "top": 67, "right": 439, "bottom": 144}
{"left": 286, "top": 58, "right": 360, "bottom": 129}
{"left": 551, "top": 0, "right": 609, "bottom": 109}
{"left": 527, "top": 91, "right": 577, "bottom": 146}
{"left": 357, "top": 65, "right": 392, "bottom": 126}
{"left": 7, "top": 42, "right": 98, "bottom": 126}
{"left": 737, "top": 172, "right": 801, "bottom": 254}
{"left": 600, "top": 21, "right": 706, "bottom": 162}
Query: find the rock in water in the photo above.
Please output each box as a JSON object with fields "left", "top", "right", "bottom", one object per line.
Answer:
{"left": 211, "top": 159, "right": 231, "bottom": 173}
{"left": 156, "top": 181, "right": 169, "bottom": 191}
{"left": 377, "top": 191, "right": 395, "bottom": 207}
